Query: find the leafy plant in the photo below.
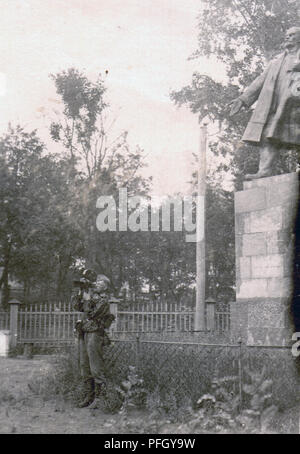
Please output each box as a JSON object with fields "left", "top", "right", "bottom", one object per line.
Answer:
{"left": 173, "top": 369, "right": 277, "bottom": 434}
{"left": 188, "top": 375, "right": 241, "bottom": 433}
{"left": 116, "top": 366, "right": 147, "bottom": 414}
{"left": 240, "top": 365, "right": 278, "bottom": 433}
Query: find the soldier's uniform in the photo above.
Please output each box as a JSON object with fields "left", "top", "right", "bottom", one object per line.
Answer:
{"left": 73, "top": 273, "right": 115, "bottom": 409}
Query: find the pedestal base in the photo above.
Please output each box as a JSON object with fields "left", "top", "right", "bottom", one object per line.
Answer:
{"left": 233, "top": 173, "right": 299, "bottom": 346}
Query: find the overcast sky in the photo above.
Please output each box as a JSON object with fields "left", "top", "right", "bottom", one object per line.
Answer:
{"left": 0, "top": 0, "right": 223, "bottom": 195}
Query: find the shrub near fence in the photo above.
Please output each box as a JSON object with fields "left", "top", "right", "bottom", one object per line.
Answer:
{"left": 104, "top": 338, "right": 299, "bottom": 411}
{"left": 3, "top": 300, "right": 298, "bottom": 413}
{"left": 104, "top": 338, "right": 241, "bottom": 409}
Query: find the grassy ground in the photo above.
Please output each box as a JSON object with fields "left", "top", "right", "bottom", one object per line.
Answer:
{"left": 0, "top": 356, "right": 118, "bottom": 434}
{"left": 0, "top": 355, "right": 299, "bottom": 434}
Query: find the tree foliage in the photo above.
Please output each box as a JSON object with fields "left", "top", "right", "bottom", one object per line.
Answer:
{"left": 50, "top": 69, "right": 153, "bottom": 289}
{"left": 0, "top": 125, "right": 84, "bottom": 306}
{"left": 1, "top": 69, "right": 200, "bottom": 304}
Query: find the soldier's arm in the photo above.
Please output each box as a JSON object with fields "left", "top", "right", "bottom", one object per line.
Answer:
{"left": 89, "top": 302, "right": 115, "bottom": 328}
{"left": 102, "top": 312, "right": 116, "bottom": 329}
{"left": 88, "top": 301, "right": 109, "bottom": 319}
{"left": 72, "top": 293, "right": 84, "bottom": 312}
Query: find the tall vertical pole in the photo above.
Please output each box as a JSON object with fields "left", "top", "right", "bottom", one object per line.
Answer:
{"left": 9, "top": 299, "right": 21, "bottom": 349}
{"left": 195, "top": 124, "right": 207, "bottom": 331}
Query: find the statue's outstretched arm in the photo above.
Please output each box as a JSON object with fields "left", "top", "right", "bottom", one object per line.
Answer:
{"left": 239, "top": 69, "right": 268, "bottom": 107}
{"left": 230, "top": 66, "right": 269, "bottom": 116}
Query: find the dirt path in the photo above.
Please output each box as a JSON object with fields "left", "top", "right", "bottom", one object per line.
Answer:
{"left": 0, "top": 356, "right": 118, "bottom": 434}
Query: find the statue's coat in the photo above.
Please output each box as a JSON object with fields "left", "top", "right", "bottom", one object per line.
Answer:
{"left": 240, "top": 52, "right": 300, "bottom": 146}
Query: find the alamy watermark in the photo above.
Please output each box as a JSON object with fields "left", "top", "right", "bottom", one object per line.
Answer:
{"left": 96, "top": 188, "right": 204, "bottom": 242}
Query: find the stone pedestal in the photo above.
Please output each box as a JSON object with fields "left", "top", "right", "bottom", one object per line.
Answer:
{"left": 234, "top": 172, "right": 299, "bottom": 345}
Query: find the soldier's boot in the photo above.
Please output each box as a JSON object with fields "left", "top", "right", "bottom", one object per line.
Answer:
{"left": 87, "top": 382, "right": 106, "bottom": 409}
{"left": 245, "top": 146, "right": 277, "bottom": 180}
{"left": 78, "top": 378, "right": 95, "bottom": 408}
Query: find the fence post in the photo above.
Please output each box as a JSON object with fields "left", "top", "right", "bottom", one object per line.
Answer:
{"left": 109, "top": 301, "right": 118, "bottom": 336}
{"left": 238, "top": 338, "right": 243, "bottom": 411}
{"left": 9, "top": 299, "right": 21, "bottom": 349}
{"left": 136, "top": 334, "right": 140, "bottom": 369}
{"left": 205, "top": 298, "right": 216, "bottom": 331}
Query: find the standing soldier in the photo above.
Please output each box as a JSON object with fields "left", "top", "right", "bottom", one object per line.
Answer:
{"left": 72, "top": 270, "right": 115, "bottom": 409}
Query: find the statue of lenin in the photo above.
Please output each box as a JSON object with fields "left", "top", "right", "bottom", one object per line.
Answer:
{"left": 230, "top": 27, "right": 300, "bottom": 179}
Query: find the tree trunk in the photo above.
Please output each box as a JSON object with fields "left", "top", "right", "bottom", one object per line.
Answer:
{"left": 0, "top": 240, "right": 11, "bottom": 309}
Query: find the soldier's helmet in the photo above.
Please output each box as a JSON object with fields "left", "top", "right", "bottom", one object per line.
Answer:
{"left": 94, "top": 274, "right": 111, "bottom": 293}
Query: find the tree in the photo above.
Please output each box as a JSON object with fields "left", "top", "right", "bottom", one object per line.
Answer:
{"left": 127, "top": 201, "right": 197, "bottom": 301}
{"left": 0, "top": 125, "right": 83, "bottom": 306}
{"left": 50, "top": 68, "right": 106, "bottom": 167}
{"left": 50, "top": 68, "right": 236, "bottom": 301}
{"left": 50, "top": 69, "right": 152, "bottom": 291}
{"left": 50, "top": 68, "right": 149, "bottom": 187}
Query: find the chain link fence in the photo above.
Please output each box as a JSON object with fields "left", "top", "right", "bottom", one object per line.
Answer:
{"left": 102, "top": 337, "right": 299, "bottom": 410}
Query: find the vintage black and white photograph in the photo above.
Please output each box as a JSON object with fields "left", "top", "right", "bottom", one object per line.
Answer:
{"left": 0, "top": 0, "right": 299, "bottom": 436}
